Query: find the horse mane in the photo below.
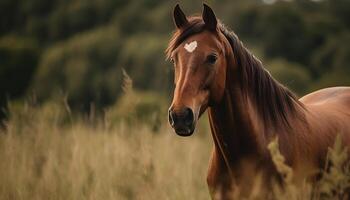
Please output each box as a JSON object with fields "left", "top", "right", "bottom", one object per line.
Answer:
{"left": 219, "top": 24, "right": 306, "bottom": 130}
{"left": 166, "top": 17, "right": 305, "bottom": 131}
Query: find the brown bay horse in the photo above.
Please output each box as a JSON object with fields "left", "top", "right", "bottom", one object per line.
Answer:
{"left": 166, "top": 4, "right": 350, "bottom": 199}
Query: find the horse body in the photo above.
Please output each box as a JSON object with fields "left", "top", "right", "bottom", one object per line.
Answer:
{"left": 207, "top": 86, "right": 350, "bottom": 198}
{"left": 301, "top": 87, "right": 350, "bottom": 156}
{"left": 167, "top": 4, "right": 350, "bottom": 199}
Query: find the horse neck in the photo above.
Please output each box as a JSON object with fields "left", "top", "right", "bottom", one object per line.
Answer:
{"left": 208, "top": 72, "right": 265, "bottom": 166}
{"left": 207, "top": 40, "right": 305, "bottom": 167}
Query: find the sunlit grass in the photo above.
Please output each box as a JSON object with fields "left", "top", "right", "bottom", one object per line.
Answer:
{"left": 0, "top": 100, "right": 349, "bottom": 200}
{"left": 0, "top": 101, "right": 212, "bottom": 200}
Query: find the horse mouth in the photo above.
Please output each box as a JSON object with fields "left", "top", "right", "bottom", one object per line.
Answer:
{"left": 174, "top": 127, "right": 195, "bottom": 137}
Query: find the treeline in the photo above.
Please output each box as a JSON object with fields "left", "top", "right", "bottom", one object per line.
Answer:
{"left": 0, "top": 0, "right": 349, "bottom": 116}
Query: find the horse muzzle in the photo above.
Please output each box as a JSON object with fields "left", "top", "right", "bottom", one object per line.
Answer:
{"left": 168, "top": 107, "right": 196, "bottom": 136}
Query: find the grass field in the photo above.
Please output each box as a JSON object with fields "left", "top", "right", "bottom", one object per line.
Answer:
{"left": 0, "top": 100, "right": 349, "bottom": 200}
{"left": 0, "top": 101, "right": 213, "bottom": 200}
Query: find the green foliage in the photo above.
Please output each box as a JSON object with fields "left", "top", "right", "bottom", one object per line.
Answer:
{"left": 258, "top": 2, "right": 309, "bottom": 64}
{"left": 311, "top": 32, "right": 350, "bottom": 76}
{"left": 311, "top": 32, "right": 350, "bottom": 89}
{"left": 266, "top": 58, "right": 311, "bottom": 95}
{"left": 32, "top": 26, "right": 122, "bottom": 110}
{"left": 115, "top": 34, "right": 170, "bottom": 91}
{"left": 327, "top": 0, "right": 350, "bottom": 29}
{"left": 0, "top": 35, "right": 39, "bottom": 120}
{"left": 0, "top": 35, "right": 39, "bottom": 99}
{"left": 1, "top": 0, "right": 350, "bottom": 113}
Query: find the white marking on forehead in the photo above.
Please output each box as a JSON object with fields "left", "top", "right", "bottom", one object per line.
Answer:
{"left": 184, "top": 41, "right": 198, "bottom": 53}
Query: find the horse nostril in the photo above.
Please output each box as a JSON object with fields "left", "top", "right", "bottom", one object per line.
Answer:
{"left": 168, "top": 109, "right": 175, "bottom": 126}
{"left": 183, "top": 107, "right": 194, "bottom": 126}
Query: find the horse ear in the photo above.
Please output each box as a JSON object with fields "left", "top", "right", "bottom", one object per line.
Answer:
{"left": 173, "top": 4, "right": 188, "bottom": 29}
{"left": 202, "top": 3, "right": 217, "bottom": 31}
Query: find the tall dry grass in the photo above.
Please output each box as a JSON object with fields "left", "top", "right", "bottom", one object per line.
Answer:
{"left": 0, "top": 97, "right": 349, "bottom": 199}
{"left": 0, "top": 101, "right": 212, "bottom": 200}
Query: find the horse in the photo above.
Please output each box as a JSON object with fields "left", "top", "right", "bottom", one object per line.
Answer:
{"left": 166, "top": 4, "right": 350, "bottom": 199}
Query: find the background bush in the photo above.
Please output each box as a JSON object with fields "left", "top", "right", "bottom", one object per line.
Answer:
{"left": 0, "top": 0, "right": 349, "bottom": 117}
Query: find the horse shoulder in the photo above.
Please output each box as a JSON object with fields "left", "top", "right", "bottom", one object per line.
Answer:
{"left": 293, "top": 87, "right": 350, "bottom": 171}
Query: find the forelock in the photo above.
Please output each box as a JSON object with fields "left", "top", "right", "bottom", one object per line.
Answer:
{"left": 165, "top": 17, "right": 206, "bottom": 59}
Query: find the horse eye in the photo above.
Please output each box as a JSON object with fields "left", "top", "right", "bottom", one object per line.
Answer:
{"left": 207, "top": 54, "right": 217, "bottom": 64}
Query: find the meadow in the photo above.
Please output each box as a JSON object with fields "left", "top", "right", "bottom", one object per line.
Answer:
{"left": 0, "top": 99, "right": 212, "bottom": 200}
{"left": 1, "top": 92, "right": 349, "bottom": 200}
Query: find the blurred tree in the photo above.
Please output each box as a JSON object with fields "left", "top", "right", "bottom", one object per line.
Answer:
{"left": 311, "top": 32, "right": 350, "bottom": 76}
{"left": 0, "top": 0, "right": 349, "bottom": 117}
{"left": 0, "top": 35, "right": 39, "bottom": 120}
{"left": 266, "top": 58, "right": 311, "bottom": 95}
{"left": 31, "top": 26, "right": 122, "bottom": 111}
{"left": 257, "top": 2, "right": 311, "bottom": 65}
{"left": 327, "top": 0, "right": 350, "bottom": 29}
{"left": 312, "top": 32, "right": 350, "bottom": 89}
